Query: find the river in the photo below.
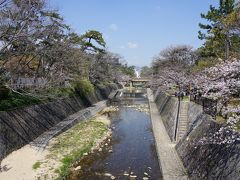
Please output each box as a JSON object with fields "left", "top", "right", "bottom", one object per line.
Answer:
{"left": 68, "top": 90, "right": 162, "bottom": 180}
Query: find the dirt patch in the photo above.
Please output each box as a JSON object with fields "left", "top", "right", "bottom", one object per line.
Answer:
{"left": 0, "top": 114, "right": 111, "bottom": 180}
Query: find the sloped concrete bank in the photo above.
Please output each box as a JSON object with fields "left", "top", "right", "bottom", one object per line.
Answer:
{"left": 0, "top": 86, "right": 117, "bottom": 161}
{"left": 155, "top": 92, "right": 178, "bottom": 141}
{"left": 154, "top": 92, "right": 240, "bottom": 180}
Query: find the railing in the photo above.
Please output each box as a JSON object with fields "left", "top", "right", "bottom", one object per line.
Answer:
{"left": 9, "top": 77, "right": 70, "bottom": 89}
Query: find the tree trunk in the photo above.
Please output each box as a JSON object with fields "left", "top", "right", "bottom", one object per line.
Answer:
{"left": 225, "top": 31, "right": 230, "bottom": 61}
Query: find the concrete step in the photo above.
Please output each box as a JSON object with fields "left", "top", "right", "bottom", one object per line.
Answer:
{"left": 179, "top": 118, "right": 188, "bottom": 121}
{"left": 178, "top": 131, "right": 185, "bottom": 134}
{"left": 178, "top": 132, "right": 186, "bottom": 135}
{"left": 178, "top": 126, "right": 187, "bottom": 129}
{"left": 179, "top": 117, "right": 188, "bottom": 119}
{"left": 178, "top": 133, "right": 186, "bottom": 136}
{"left": 178, "top": 122, "right": 188, "bottom": 125}
{"left": 180, "top": 113, "right": 188, "bottom": 115}
{"left": 178, "top": 128, "right": 187, "bottom": 131}
{"left": 178, "top": 131, "right": 186, "bottom": 136}
{"left": 178, "top": 123, "right": 188, "bottom": 126}
{"left": 177, "top": 101, "right": 189, "bottom": 142}
{"left": 179, "top": 114, "right": 188, "bottom": 116}
{"left": 178, "top": 125, "right": 188, "bottom": 128}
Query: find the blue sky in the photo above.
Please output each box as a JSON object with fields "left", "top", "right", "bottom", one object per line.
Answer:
{"left": 49, "top": 0, "right": 219, "bottom": 67}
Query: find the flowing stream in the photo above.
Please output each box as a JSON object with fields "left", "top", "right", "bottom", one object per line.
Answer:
{"left": 68, "top": 90, "right": 162, "bottom": 180}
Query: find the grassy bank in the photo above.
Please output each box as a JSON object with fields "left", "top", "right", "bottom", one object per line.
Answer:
{"left": 35, "top": 116, "right": 110, "bottom": 179}
{"left": 0, "top": 80, "right": 117, "bottom": 111}
{"left": 0, "top": 92, "right": 41, "bottom": 111}
{"left": 0, "top": 86, "right": 76, "bottom": 111}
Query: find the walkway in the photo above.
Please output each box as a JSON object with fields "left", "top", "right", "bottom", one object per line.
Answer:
{"left": 31, "top": 100, "right": 107, "bottom": 150}
{"left": 147, "top": 89, "right": 188, "bottom": 180}
{"left": 0, "top": 100, "right": 107, "bottom": 180}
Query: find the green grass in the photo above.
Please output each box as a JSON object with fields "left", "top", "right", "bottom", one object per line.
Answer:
{"left": 57, "top": 145, "right": 92, "bottom": 179}
{"left": 31, "top": 86, "right": 76, "bottom": 101}
{"left": 0, "top": 86, "right": 78, "bottom": 111}
{"left": 43, "top": 87, "right": 76, "bottom": 100}
{"left": 0, "top": 92, "right": 41, "bottom": 111}
{"left": 32, "top": 161, "right": 42, "bottom": 170}
{"left": 48, "top": 120, "right": 108, "bottom": 179}
{"left": 47, "top": 87, "right": 75, "bottom": 97}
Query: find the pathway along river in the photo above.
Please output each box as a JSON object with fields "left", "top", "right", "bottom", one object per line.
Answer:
{"left": 68, "top": 90, "right": 162, "bottom": 180}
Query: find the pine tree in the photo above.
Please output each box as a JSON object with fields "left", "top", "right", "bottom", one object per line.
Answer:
{"left": 198, "top": 0, "right": 237, "bottom": 59}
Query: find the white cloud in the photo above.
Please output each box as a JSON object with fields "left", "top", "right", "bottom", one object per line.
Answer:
{"left": 109, "top": 24, "right": 118, "bottom": 31}
{"left": 120, "top": 45, "right": 125, "bottom": 49}
{"left": 127, "top": 42, "right": 138, "bottom": 49}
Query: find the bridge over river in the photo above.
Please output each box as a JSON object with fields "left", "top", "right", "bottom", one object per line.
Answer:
{"left": 130, "top": 78, "right": 150, "bottom": 88}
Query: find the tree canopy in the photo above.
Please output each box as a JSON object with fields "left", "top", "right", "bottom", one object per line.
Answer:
{"left": 0, "top": 0, "right": 133, "bottom": 92}
{"left": 198, "top": 0, "right": 240, "bottom": 59}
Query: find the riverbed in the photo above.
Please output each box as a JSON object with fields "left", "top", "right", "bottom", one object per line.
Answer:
{"left": 69, "top": 92, "right": 162, "bottom": 179}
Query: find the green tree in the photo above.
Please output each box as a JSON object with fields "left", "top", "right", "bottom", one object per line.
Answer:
{"left": 80, "top": 30, "right": 106, "bottom": 53}
{"left": 140, "top": 66, "right": 152, "bottom": 78}
{"left": 120, "top": 65, "right": 135, "bottom": 77}
{"left": 198, "top": 0, "right": 237, "bottom": 59}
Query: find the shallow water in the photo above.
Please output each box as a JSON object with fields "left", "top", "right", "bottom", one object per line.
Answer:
{"left": 68, "top": 96, "right": 162, "bottom": 180}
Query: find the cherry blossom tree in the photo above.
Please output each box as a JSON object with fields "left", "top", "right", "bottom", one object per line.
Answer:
{"left": 190, "top": 59, "right": 240, "bottom": 145}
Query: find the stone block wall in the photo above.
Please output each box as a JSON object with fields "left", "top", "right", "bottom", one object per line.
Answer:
{"left": 154, "top": 91, "right": 240, "bottom": 179}
{"left": 155, "top": 92, "right": 178, "bottom": 140}
{"left": 0, "top": 85, "right": 116, "bottom": 160}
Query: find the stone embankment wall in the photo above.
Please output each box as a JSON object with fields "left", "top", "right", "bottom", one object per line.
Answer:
{"left": 154, "top": 92, "right": 178, "bottom": 141}
{"left": 0, "top": 86, "right": 116, "bottom": 160}
{"left": 154, "top": 92, "right": 240, "bottom": 180}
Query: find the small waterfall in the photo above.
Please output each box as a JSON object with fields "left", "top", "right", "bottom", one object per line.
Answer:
{"left": 134, "top": 68, "right": 140, "bottom": 78}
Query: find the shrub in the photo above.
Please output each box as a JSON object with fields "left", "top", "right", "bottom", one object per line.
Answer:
{"left": 106, "top": 82, "right": 118, "bottom": 90}
{"left": 74, "top": 78, "right": 95, "bottom": 97}
{"left": 0, "top": 85, "right": 11, "bottom": 99}
{"left": 0, "top": 92, "right": 41, "bottom": 111}
{"left": 95, "top": 82, "right": 106, "bottom": 89}
{"left": 46, "top": 87, "right": 75, "bottom": 98}
{"left": 32, "top": 161, "right": 42, "bottom": 170}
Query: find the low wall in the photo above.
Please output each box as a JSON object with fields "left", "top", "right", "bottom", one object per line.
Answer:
{"left": 155, "top": 92, "right": 178, "bottom": 141}
{"left": 0, "top": 86, "right": 115, "bottom": 160}
{"left": 154, "top": 91, "right": 240, "bottom": 179}
{"left": 176, "top": 117, "right": 240, "bottom": 179}
{"left": 185, "top": 102, "right": 203, "bottom": 136}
